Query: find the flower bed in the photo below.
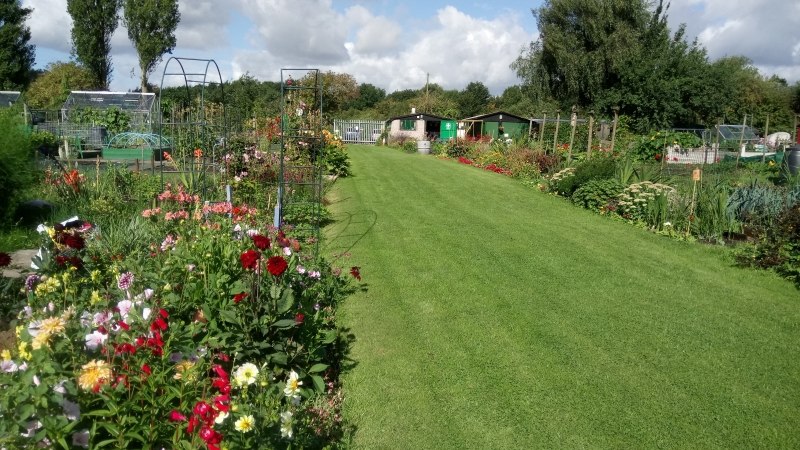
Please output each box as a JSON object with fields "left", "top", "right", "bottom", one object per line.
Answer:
{"left": 0, "top": 193, "right": 358, "bottom": 448}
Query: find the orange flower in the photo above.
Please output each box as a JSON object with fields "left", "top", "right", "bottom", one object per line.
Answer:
{"left": 194, "top": 149, "right": 203, "bottom": 158}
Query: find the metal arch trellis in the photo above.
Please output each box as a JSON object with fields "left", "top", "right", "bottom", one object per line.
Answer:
{"left": 157, "top": 57, "right": 227, "bottom": 200}
{"left": 279, "top": 69, "right": 323, "bottom": 257}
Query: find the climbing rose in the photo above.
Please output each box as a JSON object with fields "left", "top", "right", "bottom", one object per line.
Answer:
{"left": 267, "top": 256, "right": 288, "bottom": 276}
{"left": 252, "top": 235, "right": 270, "bottom": 250}
{"left": 240, "top": 250, "right": 260, "bottom": 270}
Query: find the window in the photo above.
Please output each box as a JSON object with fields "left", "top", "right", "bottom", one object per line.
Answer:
{"left": 400, "top": 120, "right": 416, "bottom": 131}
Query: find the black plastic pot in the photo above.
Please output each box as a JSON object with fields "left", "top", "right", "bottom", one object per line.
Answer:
{"left": 783, "top": 145, "right": 800, "bottom": 176}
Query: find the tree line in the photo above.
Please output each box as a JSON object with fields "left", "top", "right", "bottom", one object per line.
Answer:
{"left": 0, "top": 0, "right": 179, "bottom": 95}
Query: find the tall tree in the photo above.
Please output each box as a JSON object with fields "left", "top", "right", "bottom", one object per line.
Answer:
{"left": 67, "top": 0, "right": 121, "bottom": 90}
{"left": 0, "top": 0, "right": 35, "bottom": 90}
{"left": 458, "top": 81, "right": 491, "bottom": 117}
{"left": 123, "top": 0, "right": 180, "bottom": 93}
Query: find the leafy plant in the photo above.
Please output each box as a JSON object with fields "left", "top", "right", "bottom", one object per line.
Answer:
{"left": 571, "top": 179, "right": 625, "bottom": 212}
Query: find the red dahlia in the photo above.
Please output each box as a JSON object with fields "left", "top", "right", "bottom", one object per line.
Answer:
{"left": 233, "top": 292, "right": 248, "bottom": 303}
{"left": 64, "top": 234, "right": 85, "bottom": 250}
{"left": 240, "top": 250, "right": 260, "bottom": 270}
{"left": 350, "top": 266, "right": 361, "bottom": 281}
{"left": 252, "top": 234, "right": 270, "bottom": 250}
{"left": 0, "top": 252, "right": 11, "bottom": 267}
{"left": 267, "top": 256, "right": 288, "bottom": 276}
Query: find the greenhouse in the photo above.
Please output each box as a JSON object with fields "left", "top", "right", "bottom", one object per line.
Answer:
{"left": 61, "top": 91, "right": 158, "bottom": 132}
{"left": 0, "top": 91, "right": 21, "bottom": 108}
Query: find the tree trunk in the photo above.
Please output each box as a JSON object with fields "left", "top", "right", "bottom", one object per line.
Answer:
{"left": 140, "top": 64, "right": 148, "bottom": 93}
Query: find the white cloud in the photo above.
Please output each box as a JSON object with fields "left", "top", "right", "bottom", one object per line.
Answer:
{"left": 346, "top": 5, "right": 403, "bottom": 55}
{"left": 233, "top": 5, "right": 536, "bottom": 95}
{"left": 667, "top": 0, "right": 800, "bottom": 78}
{"left": 23, "top": 0, "right": 72, "bottom": 53}
{"left": 175, "top": 0, "right": 231, "bottom": 50}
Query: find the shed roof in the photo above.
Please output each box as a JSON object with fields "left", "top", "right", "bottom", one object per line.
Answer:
{"left": 386, "top": 112, "right": 454, "bottom": 123}
{"left": 0, "top": 91, "right": 21, "bottom": 107}
{"left": 462, "top": 111, "right": 529, "bottom": 123}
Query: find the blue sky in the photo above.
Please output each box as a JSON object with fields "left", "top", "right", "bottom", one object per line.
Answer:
{"left": 22, "top": 0, "right": 800, "bottom": 95}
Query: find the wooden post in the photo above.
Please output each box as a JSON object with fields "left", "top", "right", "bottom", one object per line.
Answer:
{"left": 761, "top": 114, "right": 770, "bottom": 163}
{"left": 735, "top": 114, "right": 747, "bottom": 169}
{"left": 551, "top": 110, "right": 561, "bottom": 155}
{"left": 151, "top": 152, "right": 155, "bottom": 176}
{"left": 714, "top": 118, "right": 720, "bottom": 164}
{"left": 586, "top": 110, "right": 595, "bottom": 161}
{"left": 135, "top": 158, "right": 139, "bottom": 173}
{"left": 567, "top": 106, "right": 577, "bottom": 164}
{"left": 610, "top": 107, "right": 619, "bottom": 155}
{"left": 539, "top": 111, "right": 547, "bottom": 149}
{"left": 687, "top": 168, "right": 701, "bottom": 235}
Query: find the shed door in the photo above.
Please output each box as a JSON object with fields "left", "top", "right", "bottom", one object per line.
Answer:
{"left": 440, "top": 121, "right": 456, "bottom": 140}
{"left": 484, "top": 122, "right": 499, "bottom": 139}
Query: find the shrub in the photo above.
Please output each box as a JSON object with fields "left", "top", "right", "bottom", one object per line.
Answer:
{"left": 322, "top": 145, "right": 351, "bottom": 177}
{"left": 556, "top": 156, "right": 617, "bottom": 196}
{"left": 571, "top": 179, "right": 626, "bottom": 212}
{"left": 0, "top": 107, "right": 36, "bottom": 226}
{"left": 632, "top": 131, "right": 702, "bottom": 161}
{"left": 444, "top": 138, "right": 476, "bottom": 158}
{"left": 533, "top": 151, "right": 562, "bottom": 174}
{"left": 616, "top": 181, "right": 676, "bottom": 225}
{"left": 737, "top": 201, "right": 800, "bottom": 285}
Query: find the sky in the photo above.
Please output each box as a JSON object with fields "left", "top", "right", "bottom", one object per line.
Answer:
{"left": 21, "top": 0, "right": 800, "bottom": 96}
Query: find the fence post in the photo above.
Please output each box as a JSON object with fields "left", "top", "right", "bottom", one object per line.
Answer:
{"left": 735, "top": 114, "right": 747, "bottom": 169}
{"left": 610, "top": 107, "right": 619, "bottom": 155}
{"left": 586, "top": 110, "right": 594, "bottom": 161}
{"left": 761, "top": 114, "right": 769, "bottom": 163}
{"left": 567, "top": 106, "right": 577, "bottom": 164}
{"left": 551, "top": 110, "right": 561, "bottom": 155}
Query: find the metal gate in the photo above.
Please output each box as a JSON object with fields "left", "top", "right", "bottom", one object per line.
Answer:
{"left": 333, "top": 119, "right": 384, "bottom": 143}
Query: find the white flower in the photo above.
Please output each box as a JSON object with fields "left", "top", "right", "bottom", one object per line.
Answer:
{"left": 33, "top": 375, "right": 40, "bottom": 386}
{"left": 142, "top": 307, "right": 152, "bottom": 320}
{"left": 80, "top": 311, "right": 91, "bottom": 327}
{"left": 214, "top": 411, "right": 228, "bottom": 424}
{"left": 169, "top": 352, "right": 183, "bottom": 363}
{"left": 62, "top": 399, "right": 81, "bottom": 421}
{"left": 280, "top": 411, "right": 293, "bottom": 438}
{"left": 117, "top": 300, "right": 133, "bottom": 319}
{"left": 0, "top": 360, "right": 18, "bottom": 373}
{"left": 282, "top": 247, "right": 292, "bottom": 256}
{"left": 53, "top": 379, "right": 68, "bottom": 394}
{"left": 85, "top": 330, "right": 107, "bottom": 351}
{"left": 72, "top": 430, "right": 90, "bottom": 448}
{"left": 27, "top": 320, "right": 42, "bottom": 338}
{"left": 296, "top": 265, "right": 306, "bottom": 274}
{"left": 144, "top": 288, "right": 154, "bottom": 299}
{"left": 92, "top": 311, "right": 112, "bottom": 327}
{"left": 21, "top": 420, "right": 41, "bottom": 438}
{"left": 308, "top": 271, "right": 321, "bottom": 279}
{"left": 19, "top": 362, "right": 27, "bottom": 371}
{"left": 234, "top": 363, "right": 259, "bottom": 386}
{"left": 245, "top": 229, "right": 258, "bottom": 237}
{"left": 664, "top": 222, "right": 672, "bottom": 227}
{"left": 283, "top": 371, "right": 302, "bottom": 397}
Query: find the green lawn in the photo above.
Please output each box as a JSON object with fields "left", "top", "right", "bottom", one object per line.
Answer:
{"left": 323, "top": 145, "right": 800, "bottom": 449}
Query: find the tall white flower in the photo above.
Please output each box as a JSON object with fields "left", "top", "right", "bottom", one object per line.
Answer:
{"left": 280, "top": 411, "right": 293, "bottom": 438}
{"left": 62, "top": 399, "right": 81, "bottom": 421}
{"left": 283, "top": 371, "right": 302, "bottom": 397}
{"left": 0, "top": 360, "right": 18, "bottom": 373}
{"left": 117, "top": 300, "right": 133, "bottom": 319}
{"left": 72, "top": 430, "right": 90, "bottom": 448}
{"left": 234, "top": 363, "right": 259, "bottom": 386}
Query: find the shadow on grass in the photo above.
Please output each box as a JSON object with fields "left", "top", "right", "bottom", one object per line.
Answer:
{"left": 325, "top": 209, "right": 378, "bottom": 258}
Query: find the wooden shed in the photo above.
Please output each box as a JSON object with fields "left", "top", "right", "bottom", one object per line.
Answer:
{"left": 460, "top": 111, "right": 530, "bottom": 140}
{"left": 386, "top": 112, "right": 457, "bottom": 142}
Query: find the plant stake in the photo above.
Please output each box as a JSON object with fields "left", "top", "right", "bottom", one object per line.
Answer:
{"left": 687, "top": 168, "right": 701, "bottom": 235}
{"left": 551, "top": 109, "right": 561, "bottom": 155}
{"left": 567, "top": 105, "right": 577, "bottom": 165}
{"left": 761, "top": 114, "right": 769, "bottom": 164}
{"left": 539, "top": 111, "right": 547, "bottom": 149}
{"left": 735, "top": 114, "right": 747, "bottom": 170}
{"left": 586, "top": 110, "right": 594, "bottom": 161}
{"left": 610, "top": 107, "right": 619, "bottom": 155}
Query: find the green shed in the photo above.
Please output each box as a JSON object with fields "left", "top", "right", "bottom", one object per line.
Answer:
{"left": 460, "top": 111, "right": 530, "bottom": 140}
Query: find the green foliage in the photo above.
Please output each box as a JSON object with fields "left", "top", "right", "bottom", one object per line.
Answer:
{"left": 0, "top": 106, "right": 35, "bottom": 226}
{"left": 571, "top": 179, "right": 625, "bottom": 211}
{"left": 727, "top": 182, "right": 800, "bottom": 231}
{"left": 443, "top": 138, "right": 477, "bottom": 158}
{"left": 737, "top": 201, "right": 800, "bottom": 286}
{"left": 70, "top": 106, "right": 132, "bottom": 136}
{"left": 66, "top": 0, "right": 120, "bottom": 89}
{"left": 692, "top": 180, "right": 738, "bottom": 240}
{"left": 0, "top": 0, "right": 35, "bottom": 90}
{"left": 122, "top": 0, "right": 180, "bottom": 92}
{"left": 30, "top": 131, "right": 58, "bottom": 155}
{"left": 322, "top": 144, "right": 351, "bottom": 177}
{"left": 632, "top": 131, "right": 702, "bottom": 161}
{"left": 458, "top": 81, "right": 491, "bottom": 118}
{"left": 25, "top": 61, "right": 98, "bottom": 110}
{"left": 555, "top": 156, "right": 617, "bottom": 196}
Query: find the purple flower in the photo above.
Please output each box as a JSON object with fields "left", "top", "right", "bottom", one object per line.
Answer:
{"left": 314, "top": 303, "right": 320, "bottom": 311}
{"left": 296, "top": 265, "right": 306, "bottom": 274}
{"left": 187, "top": 264, "right": 195, "bottom": 272}
{"left": 117, "top": 272, "right": 134, "bottom": 291}
{"left": 24, "top": 274, "right": 39, "bottom": 292}
{"left": 0, "top": 360, "right": 18, "bottom": 373}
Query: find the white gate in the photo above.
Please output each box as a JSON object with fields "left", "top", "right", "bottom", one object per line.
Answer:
{"left": 333, "top": 119, "right": 384, "bottom": 144}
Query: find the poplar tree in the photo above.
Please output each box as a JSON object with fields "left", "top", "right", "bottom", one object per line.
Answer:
{"left": 123, "top": 0, "right": 180, "bottom": 92}
{"left": 0, "top": 0, "right": 35, "bottom": 90}
{"left": 67, "top": 0, "right": 121, "bottom": 90}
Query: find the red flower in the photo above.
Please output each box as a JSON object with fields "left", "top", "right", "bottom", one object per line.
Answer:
{"left": 252, "top": 234, "right": 270, "bottom": 250}
{"left": 233, "top": 292, "right": 248, "bottom": 303}
{"left": 217, "top": 352, "right": 230, "bottom": 362}
{"left": 169, "top": 410, "right": 187, "bottom": 422}
{"left": 0, "top": 252, "right": 11, "bottom": 267}
{"left": 193, "top": 401, "right": 211, "bottom": 417}
{"left": 69, "top": 256, "right": 83, "bottom": 269}
{"left": 350, "top": 266, "right": 361, "bottom": 281}
{"left": 267, "top": 256, "right": 288, "bottom": 276}
{"left": 141, "top": 364, "right": 151, "bottom": 376}
{"left": 199, "top": 427, "right": 214, "bottom": 442}
{"left": 64, "top": 234, "right": 85, "bottom": 250}
{"left": 117, "top": 321, "right": 130, "bottom": 331}
{"left": 294, "top": 313, "right": 305, "bottom": 324}
{"left": 212, "top": 365, "right": 229, "bottom": 381}
{"left": 673, "top": 157, "right": 678, "bottom": 161}
{"left": 159, "top": 308, "right": 169, "bottom": 319}
{"left": 187, "top": 415, "right": 200, "bottom": 433}
{"left": 55, "top": 255, "right": 68, "bottom": 266}
{"left": 240, "top": 249, "right": 260, "bottom": 270}
{"left": 150, "top": 317, "right": 168, "bottom": 332}
{"left": 655, "top": 154, "right": 661, "bottom": 160}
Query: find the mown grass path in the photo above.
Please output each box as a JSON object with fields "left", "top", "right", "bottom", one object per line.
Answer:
{"left": 323, "top": 145, "right": 799, "bottom": 449}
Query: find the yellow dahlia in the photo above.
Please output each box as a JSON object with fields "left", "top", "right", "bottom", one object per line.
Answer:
{"left": 78, "top": 360, "right": 112, "bottom": 390}
{"left": 39, "top": 317, "right": 66, "bottom": 335}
